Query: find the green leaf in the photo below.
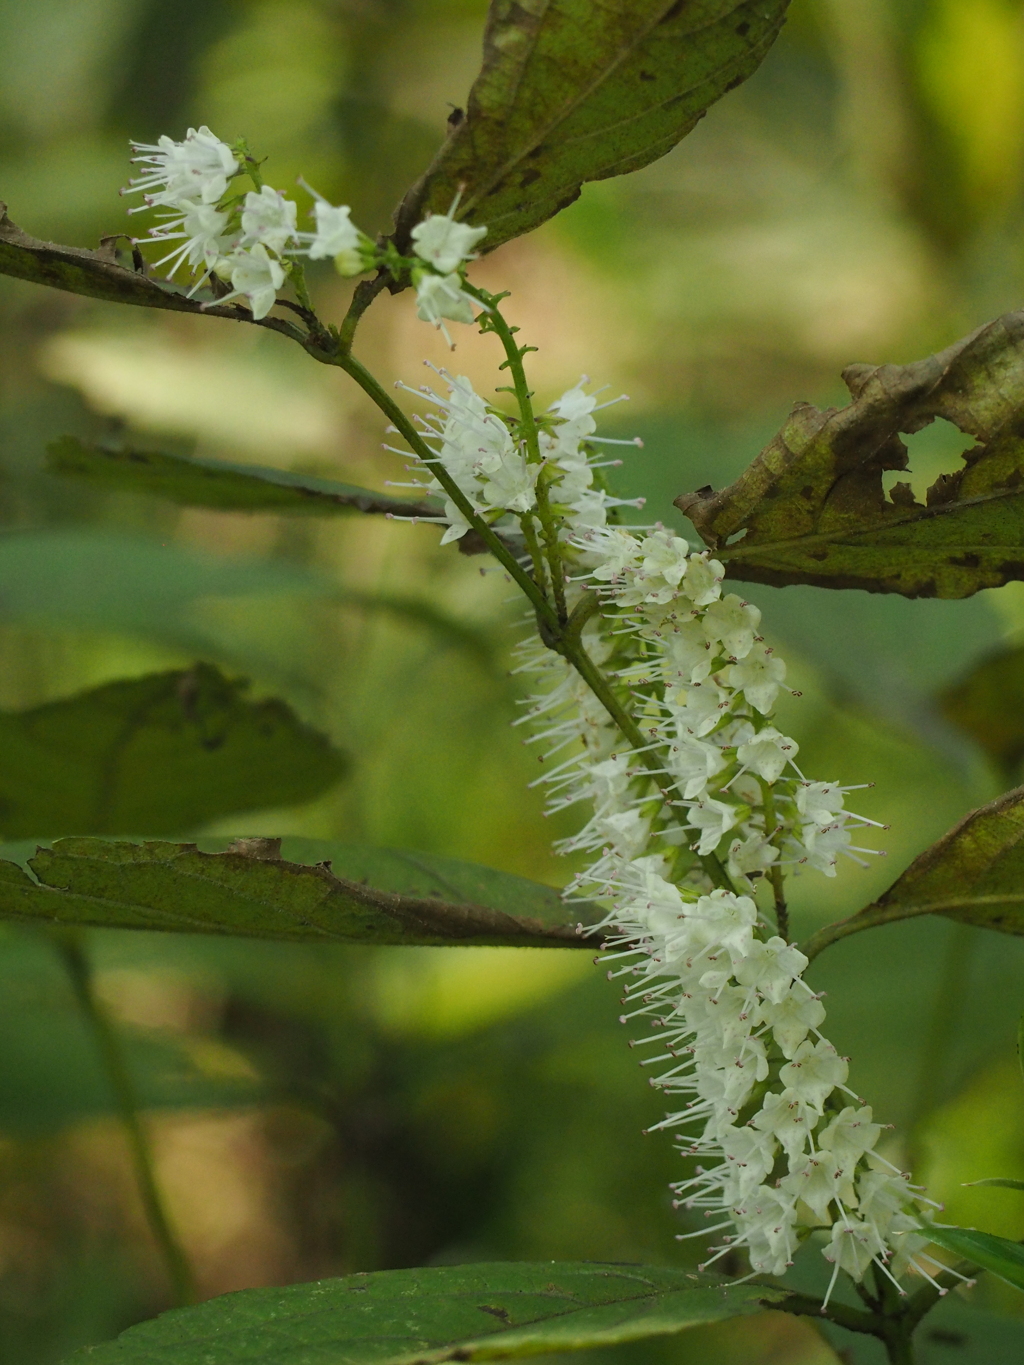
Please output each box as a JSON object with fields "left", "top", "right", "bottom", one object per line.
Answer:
{"left": 0, "top": 529, "right": 329, "bottom": 637}
{"left": 939, "top": 644, "right": 1024, "bottom": 773}
{"left": 0, "top": 931, "right": 260, "bottom": 1135}
{"left": 58, "top": 1261, "right": 782, "bottom": 1365}
{"left": 802, "top": 787, "right": 1024, "bottom": 959}
{"left": 0, "top": 666, "right": 346, "bottom": 838}
{"left": 394, "top": 1, "right": 791, "bottom": 255}
{"left": 676, "top": 309, "right": 1024, "bottom": 598}
{"left": 962, "top": 1178, "right": 1024, "bottom": 1191}
{"left": 0, "top": 838, "right": 596, "bottom": 946}
{"left": 0, "top": 203, "right": 300, "bottom": 337}
{"left": 923, "top": 1225, "right": 1024, "bottom": 1293}
{"left": 46, "top": 436, "right": 440, "bottom": 519}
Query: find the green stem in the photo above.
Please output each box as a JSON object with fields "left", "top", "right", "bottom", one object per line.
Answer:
{"left": 56, "top": 932, "right": 197, "bottom": 1306}
{"left": 467, "top": 285, "right": 569, "bottom": 621}
{"left": 322, "top": 346, "right": 558, "bottom": 630}
{"left": 312, "top": 317, "right": 737, "bottom": 894}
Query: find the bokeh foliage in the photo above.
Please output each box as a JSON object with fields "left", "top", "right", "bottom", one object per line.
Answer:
{"left": 5, "top": 2, "right": 1024, "bottom": 1363}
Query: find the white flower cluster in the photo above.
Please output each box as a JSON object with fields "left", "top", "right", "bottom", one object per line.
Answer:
{"left": 387, "top": 372, "right": 642, "bottom": 544}
{"left": 123, "top": 127, "right": 484, "bottom": 325}
{"left": 386, "top": 349, "right": 949, "bottom": 1301}
{"left": 510, "top": 480, "right": 949, "bottom": 1299}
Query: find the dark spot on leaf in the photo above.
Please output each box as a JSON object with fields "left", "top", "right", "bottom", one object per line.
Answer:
{"left": 950, "top": 553, "right": 981, "bottom": 569}
{"left": 201, "top": 735, "right": 225, "bottom": 751}
{"left": 800, "top": 485, "right": 815, "bottom": 501}
{"left": 660, "top": 0, "right": 685, "bottom": 22}
{"left": 478, "top": 1305, "right": 511, "bottom": 1323}
{"left": 519, "top": 168, "right": 542, "bottom": 188}
{"left": 725, "top": 75, "right": 745, "bottom": 92}
{"left": 925, "top": 1328, "right": 968, "bottom": 1346}
{"left": 736, "top": 21, "right": 750, "bottom": 36}
{"left": 447, "top": 107, "right": 464, "bottom": 130}
{"left": 639, "top": 70, "right": 656, "bottom": 82}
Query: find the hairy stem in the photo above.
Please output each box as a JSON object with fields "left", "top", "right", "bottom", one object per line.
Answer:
{"left": 56, "top": 932, "right": 197, "bottom": 1306}
{"left": 324, "top": 346, "right": 558, "bottom": 628}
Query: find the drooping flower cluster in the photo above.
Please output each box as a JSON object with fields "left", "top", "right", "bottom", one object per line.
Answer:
{"left": 122, "top": 127, "right": 484, "bottom": 327}
{"left": 386, "top": 342, "right": 953, "bottom": 1302}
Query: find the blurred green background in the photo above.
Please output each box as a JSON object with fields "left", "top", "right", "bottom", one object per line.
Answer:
{"left": 4, "top": 1, "right": 1024, "bottom": 1361}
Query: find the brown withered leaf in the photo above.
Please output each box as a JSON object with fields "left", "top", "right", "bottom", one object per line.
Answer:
{"left": 676, "top": 310, "right": 1024, "bottom": 598}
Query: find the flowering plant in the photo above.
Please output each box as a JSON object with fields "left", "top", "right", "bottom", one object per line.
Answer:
{"left": 4, "top": 4, "right": 1024, "bottom": 1364}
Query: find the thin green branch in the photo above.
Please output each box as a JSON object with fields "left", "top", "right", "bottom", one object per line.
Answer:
{"left": 757, "top": 776, "right": 789, "bottom": 939}
{"left": 55, "top": 931, "right": 197, "bottom": 1307}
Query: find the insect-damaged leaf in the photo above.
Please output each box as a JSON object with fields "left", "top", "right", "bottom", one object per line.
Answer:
{"left": 0, "top": 665, "right": 346, "bottom": 838}
{"left": 393, "top": 1, "right": 791, "bottom": 256}
{"left": 802, "top": 787, "right": 1024, "bottom": 960}
{"left": 58, "top": 1261, "right": 782, "bottom": 1365}
{"left": 46, "top": 436, "right": 439, "bottom": 519}
{"left": 676, "top": 309, "right": 1024, "bottom": 598}
{"left": 0, "top": 839, "right": 595, "bottom": 947}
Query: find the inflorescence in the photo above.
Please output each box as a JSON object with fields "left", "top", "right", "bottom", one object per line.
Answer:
{"left": 122, "top": 125, "right": 483, "bottom": 330}
{"left": 125, "top": 125, "right": 959, "bottom": 1308}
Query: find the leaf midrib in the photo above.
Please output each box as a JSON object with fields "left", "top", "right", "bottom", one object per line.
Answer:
{"left": 461, "top": 0, "right": 755, "bottom": 217}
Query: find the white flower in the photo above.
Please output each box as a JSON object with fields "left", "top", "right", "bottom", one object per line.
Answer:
{"left": 736, "top": 726, "right": 798, "bottom": 784}
{"left": 582, "top": 526, "right": 643, "bottom": 581}
{"left": 726, "top": 830, "right": 779, "bottom": 883}
{"left": 411, "top": 213, "right": 487, "bottom": 273}
{"left": 215, "top": 244, "right": 285, "bottom": 320}
{"left": 660, "top": 619, "right": 713, "bottom": 685}
{"left": 688, "top": 890, "right": 758, "bottom": 963}
{"left": 751, "top": 1089, "right": 814, "bottom": 1162}
{"left": 687, "top": 797, "right": 743, "bottom": 856}
{"left": 798, "top": 820, "right": 852, "bottom": 876}
{"left": 301, "top": 197, "right": 363, "bottom": 274}
{"left": 782, "top": 1154, "right": 843, "bottom": 1225}
{"left": 638, "top": 531, "right": 691, "bottom": 597}
{"left": 778, "top": 1039, "right": 848, "bottom": 1113}
{"left": 733, "top": 1185, "right": 799, "bottom": 1276}
{"left": 147, "top": 202, "right": 235, "bottom": 279}
{"left": 667, "top": 681, "right": 729, "bottom": 737}
{"left": 595, "top": 809, "right": 650, "bottom": 859}
{"left": 734, "top": 936, "right": 808, "bottom": 1004}
{"left": 681, "top": 552, "right": 724, "bottom": 607}
{"left": 796, "top": 781, "right": 846, "bottom": 827}
{"left": 756, "top": 985, "right": 826, "bottom": 1059}
{"left": 126, "top": 126, "right": 238, "bottom": 208}
{"left": 480, "top": 450, "right": 537, "bottom": 514}
{"left": 439, "top": 498, "right": 474, "bottom": 546}
{"left": 416, "top": 272, "right": 477, "bottom": 337}
{"left": 718, "top": 1125, "right": 777, "bottom": 1199}
{"left": 725, "top": 644, "right": 786, "bottom": 714}
{"left": 240, "top": 186, "right": 298, "bottom": 255}
{"left": 818, "top": 1106, "right": 882, "bottom": 1173}
{"left": 702, "top": 594, "right": 761, "bottom": 659}
{"left": 666, "top": 732, "right": 726, "bottom": 800}
{"left": 823, "top": 1216, "right": 887, "bottom": 1281}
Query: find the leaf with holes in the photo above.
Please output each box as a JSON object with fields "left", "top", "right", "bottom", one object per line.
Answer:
{"left": 0, "top": 666, "right": 346, "bottom": 838}
{"left": 394, "top": 0, "right": 790, "bottom": 255}
{"left": 802, "top": 787, "right": 1024, "bottom": 959}
{"left": 46, "top": 436, "right": 439, "bottom": 519}
{"left": 677, "top": 310, "right": 1024, "bottom": 598}
{"left": 58, "top": 1261, "right": 782, "bottom": 1364}
{"left": 0, "top": 838, "right": 596, "bottom": 946}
